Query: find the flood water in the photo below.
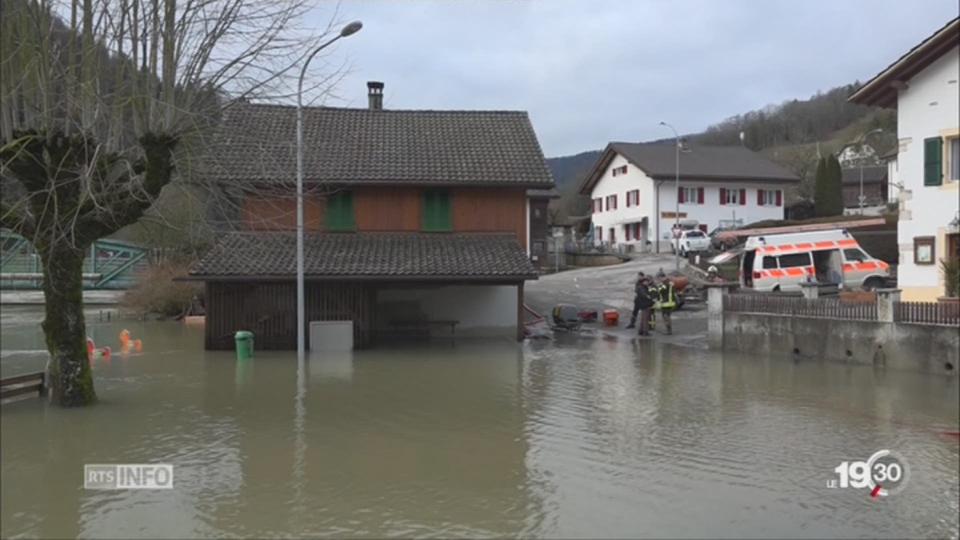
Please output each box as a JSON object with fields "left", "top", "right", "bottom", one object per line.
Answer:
{"left": 2, "top": 307, "right": 959, "bottom": 539}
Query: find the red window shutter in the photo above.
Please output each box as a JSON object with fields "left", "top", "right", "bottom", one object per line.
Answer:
{"left": 698, "top": 187, "right": 704, "bottom": 204}
{"left": 614, "top": 195, "right": 618, "bottom": 209}
{"left": 626, "top": 224, "right": 632, "bottom": 241}
{"left": 739, "top": 189, "right": 746, "bottom": 206}
{"left": 678, "top": 187, "right": 685, "bottom": 204}
{"left": 776, "top": 190, "right": 783, "bottom": 207}
{"left": 720, "top": 188, "right": 727, "bottom": 205}
{"left": 757, "top": 190, "right": 763, "bottom": 205}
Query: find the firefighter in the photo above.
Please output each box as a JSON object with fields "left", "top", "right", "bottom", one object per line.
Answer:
{"left": 654, "top": 276, "right": 678, "bottom": 335}
{"left": 626, "top": 272, "right": 647, "bottom": 329}
{"left": 635, "top": 276, "right": 655, "bottom": 336}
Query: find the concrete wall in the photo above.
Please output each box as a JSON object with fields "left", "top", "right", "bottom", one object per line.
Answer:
{"left": 589, "top": 153, "right": 787, "bottom": 251}
{"left": 375, "top": 285, "right": 518, "bottom": 338}
{"left": 721, "top": 312, "right": 958, "bottom": 376}
{"left": 895, "top": 45, "right": 960, "bottom": 301}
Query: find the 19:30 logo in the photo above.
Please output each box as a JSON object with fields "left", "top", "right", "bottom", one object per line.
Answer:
{"left": 828, "top": 449, "right": 910, "bottom": 498}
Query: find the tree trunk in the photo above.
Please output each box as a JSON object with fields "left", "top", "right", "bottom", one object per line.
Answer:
{"left": 39, "top": 245, "right": 96, "bottom": 406}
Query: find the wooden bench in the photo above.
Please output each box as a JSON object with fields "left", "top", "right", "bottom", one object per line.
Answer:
{"left": 389, "top": 319, "right": 459, "bottom": 340}
{"left": 1, "top": 371, "right": 46, "bottom": 401}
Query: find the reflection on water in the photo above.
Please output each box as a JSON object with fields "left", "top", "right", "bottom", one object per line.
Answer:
{"left": 1, "top": 313, "right": 958, "bottom": 539}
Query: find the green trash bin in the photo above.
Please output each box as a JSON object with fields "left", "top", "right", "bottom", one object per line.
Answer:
{"left": 234, "top": 330, "right": 254, "bottom": 360}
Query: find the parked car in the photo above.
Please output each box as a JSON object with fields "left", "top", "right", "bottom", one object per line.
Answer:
{"left": 672, "top": 229, "right": 711, "bottom": 256}
{"left": 739, "top": 229, "right": 890, "bottom": 292}
{"left": 708, "top": 227, "right": 739, "bottom": 251}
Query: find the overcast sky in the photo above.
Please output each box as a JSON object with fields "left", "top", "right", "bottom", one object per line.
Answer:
{"left": 306, "top": 0, "right": 958, "bottom": 157}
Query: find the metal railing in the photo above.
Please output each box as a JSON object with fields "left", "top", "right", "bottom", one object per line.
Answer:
{"left": 724, "top": 293, "right": 879, "bottom": 321}
{"left": 894, "top": 301, "right": 960, "bottom": 327}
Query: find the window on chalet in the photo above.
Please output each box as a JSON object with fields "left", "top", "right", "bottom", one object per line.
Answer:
{"left": 720, "top": 188, "right": 746, "bottom": 206}
{"left": 593, "top": 198, "right": 603, "bottom": 213}
{"left": 678, "top": 187, "right": 703, "bottom": 205}
{"left": 605, "top": 194, "right": 618, "bottom": 210}
{"left": 757, "top": 189, "right": 782, "bottom": 206}
{"left": 948, "top": 137, "right": 960, "bottom": 181}
{"left": 326, "top": 191, "right": 355, "bottom": 231}
{"left": 611, "top": 165, "right": 628, "bottom": 177}
{"left": 626, "top": 189, "right": 640, "bottom": 207}
{"left": 422, "top": 189, "right": 452, "bottom": 231}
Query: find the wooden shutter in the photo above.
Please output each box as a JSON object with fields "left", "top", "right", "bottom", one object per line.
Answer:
{"left": 625, "top": 224, "right": 632, "bottom": 241}
{"left": 739, "top": 189, "right": 746, "bottom": 205}
{"left": 776, "top": 190, "right": 782, "bottom": 207}
{"left": 678, "top": 187, "right": 685, "bottom": 204}
{"left": 697, "top": 187, "right": 704, "bottom": 204}
{"left": 720, "top": 188, "right": 727, "bottom": 205}
{"left": 757, "top": 189, "right": 763, "bottom": 205}
{"left": 422, "top": 190, "right": 451, "bottom": 231}
{"left": 925, "top": 137, "right": 943, "bottom": 186}
{"left": 326, "top": 191, "right": 354, "bottom": 231}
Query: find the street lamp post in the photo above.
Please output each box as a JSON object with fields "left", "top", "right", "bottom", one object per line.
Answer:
{"left": 659, "top": 121, "right": 683, "bottom": 273}
{"left": 296, "top": 21, "right": 362, "bottom": 362}
{"left": 856, "top": 128, "right": 885, "bottom": 215}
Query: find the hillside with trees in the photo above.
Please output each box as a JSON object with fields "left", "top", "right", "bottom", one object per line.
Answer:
{"left": 547, "top": 82, "right": 897, "bottom": 223}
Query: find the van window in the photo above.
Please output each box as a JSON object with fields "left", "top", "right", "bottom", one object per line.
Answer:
{"left": 778, "top": 253, "right": 812, "bottom": 268}
{"left": 685, "top": 231, "right": 705, "bottom": 238}
{"left": 762, "top": 256, "right": 778, "bottom": 269}
{"left": 843, "top": 248, "right": 867, "bottom": 262}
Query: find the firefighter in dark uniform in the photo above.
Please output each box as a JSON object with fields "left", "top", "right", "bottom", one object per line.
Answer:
{"left": 653, "top": 276, "right": 678, "bottom": 334}
{"left": 627, "top": 272, "right": 647, "bottom": 329}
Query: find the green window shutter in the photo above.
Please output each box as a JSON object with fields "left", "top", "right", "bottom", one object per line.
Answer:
{"left": 422, "top": 189, "right": 451, "bottom": 231}
{"left": 326, "top": 191, "right": 355, "bottom": 231}
{"left": 924, "top": 137, "right": 943, "bottom": 186}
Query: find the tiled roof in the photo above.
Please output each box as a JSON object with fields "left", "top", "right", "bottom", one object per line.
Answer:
{"left": 580, "top": 142, "right": 800, "bottom": 193}
{"left": 204, "top": 102, "right": 555, "bottom": 188}
{"left": 188, "top": 232, "right": 537, "bottom": 281}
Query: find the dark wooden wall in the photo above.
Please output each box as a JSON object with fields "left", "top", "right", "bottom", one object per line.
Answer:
{"left": 205, "top": 281, "right": 374, "bottom": 350}
{"left": 355, "top": 187, "right": 421, "bottom": 231}
{"left": 528, "top": 198, "right": 550, "bottom": 270}
{"left": 240, "top": 187, "right": 528, "bottom": 247}
{"left": 452, "top": 188, "right": 527, "bottom": 248}
{"left": 241, "top": 195, "right": 324, "bottom": 231}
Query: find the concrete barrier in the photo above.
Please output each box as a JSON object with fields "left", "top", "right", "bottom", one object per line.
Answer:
{"left": 709, "top": 287, "right": 959, "bottom": 376}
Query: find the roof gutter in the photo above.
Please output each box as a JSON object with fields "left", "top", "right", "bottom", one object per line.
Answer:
{"left": 177, "top": 274, "right": 538, "bottom": 283}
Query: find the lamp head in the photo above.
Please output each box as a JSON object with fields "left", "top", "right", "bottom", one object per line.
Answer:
{"left": 341, "top": 21, "right": 363, "bottom": 37}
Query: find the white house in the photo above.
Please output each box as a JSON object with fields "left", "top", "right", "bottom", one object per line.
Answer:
{"left": 579, "top": 142, "right": 799, "bottom": 251}
{"left": 850, "top": 18, "right": 960, "bottom": 301}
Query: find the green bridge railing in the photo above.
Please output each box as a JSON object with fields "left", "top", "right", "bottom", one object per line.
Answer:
{"left": 1, "top": 230, "right": 149, "bottom": 290}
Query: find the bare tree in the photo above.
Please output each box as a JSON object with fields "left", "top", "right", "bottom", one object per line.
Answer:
{"left": 1, "top": 0, "right": 340, "bottom": 406}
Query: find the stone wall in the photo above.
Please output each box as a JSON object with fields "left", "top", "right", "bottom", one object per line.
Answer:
{"left": 722, "top": 312, "right": 958, "bottom": 375}
{"left": 707, "top": 286, "right": 959, "bottom": 376}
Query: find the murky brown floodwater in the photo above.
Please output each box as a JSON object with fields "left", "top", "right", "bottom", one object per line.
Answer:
{"left": 2, "top": 307, "right": 959, "bottom": 539}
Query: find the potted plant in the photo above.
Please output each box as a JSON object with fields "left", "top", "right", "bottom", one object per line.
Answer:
{"left": 939, "top": 257, "right": 960, "bottom": 304}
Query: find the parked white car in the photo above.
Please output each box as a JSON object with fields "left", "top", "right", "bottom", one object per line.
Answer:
{"left": 673, "top": 230, "right": 711, "bottom": 256}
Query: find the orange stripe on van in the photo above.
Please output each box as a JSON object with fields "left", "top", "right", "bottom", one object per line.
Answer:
{"left": 814, "top": 241, "right": 835, "bottom": 248}
{"left": 785, "top": 268, "right": 805, "bottom": 276}
{"left": 838, "top": 239, "right": 857, "bottom": 248}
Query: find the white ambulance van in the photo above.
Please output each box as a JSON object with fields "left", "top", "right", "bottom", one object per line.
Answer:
{"left": 739, "top": 229, "right": 890, "bottom": 292}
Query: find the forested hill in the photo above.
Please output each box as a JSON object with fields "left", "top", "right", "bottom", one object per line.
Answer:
{"left": 546, "top": 81, "right": 895, "bottom": 218}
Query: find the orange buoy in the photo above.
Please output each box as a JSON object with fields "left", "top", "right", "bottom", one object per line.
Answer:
{"left": 133, "top": 339, "right": 142, "bottom": 352}
{"left": 102, "top": 346, "right": 112, "bottom": 359}
{"left": 86, "top": 337, "right": 96, "bottom": 360}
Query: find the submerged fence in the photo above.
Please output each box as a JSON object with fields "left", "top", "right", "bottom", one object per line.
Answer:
{"left": 724, "top": 293, "right": 879, "bottom": 321}
{"left": 895, "top": 301, "right": 960, "bottom": 327}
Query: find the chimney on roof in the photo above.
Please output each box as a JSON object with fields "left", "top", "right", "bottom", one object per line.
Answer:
{"left": 367, "top": 81, "right": 384, "bottom": 110}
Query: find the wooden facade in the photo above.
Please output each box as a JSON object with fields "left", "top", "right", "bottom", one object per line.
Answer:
{"left": 240, "top": 187, "right": 528, "bottom": 248}
{"left": 205, "top": 281, "right": 374, "bottom": 350}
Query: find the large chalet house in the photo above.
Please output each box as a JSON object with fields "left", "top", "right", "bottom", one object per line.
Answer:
{"left": 188, "top": 83, "right": 555, "bottom": 349}
{"left": 579, "top": 143, "right": 799, "bottom": 251}
{"left": 850, "top": 17, "right": 959, "bottom": 301}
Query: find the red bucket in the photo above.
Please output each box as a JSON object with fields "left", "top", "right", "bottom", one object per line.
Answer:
{"left": 602, "top": 309, "right": 619, "bottom": 327}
